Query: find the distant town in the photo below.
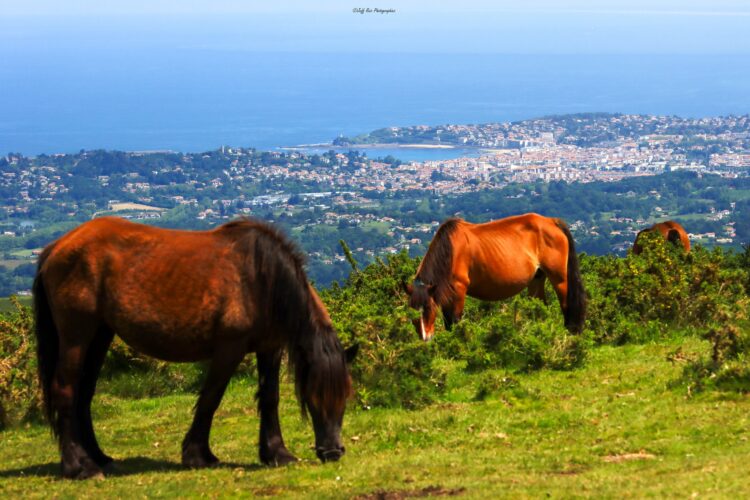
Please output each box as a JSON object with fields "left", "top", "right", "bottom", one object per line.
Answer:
{"left": 1, "top": 113, "right": 749, "bottom": 293}
{"left": 332, "top": 112, "right": 750, "bottom": 186}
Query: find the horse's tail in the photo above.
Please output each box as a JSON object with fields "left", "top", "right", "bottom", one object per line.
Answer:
{"left": 33, "top": 248, "right": 60, "bottom": 436}
{"left": 555, "top": 220, "right": 587, "bottom": 333}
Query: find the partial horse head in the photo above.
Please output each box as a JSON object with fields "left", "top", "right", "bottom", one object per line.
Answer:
{"left": 633, "top": 220, "right": 690, "bottom": 255}
{"left": 289, "top": 286, "right": 358, "bottom": 462}
{"left": 294, "top": 339, "right": 358, "bottom": 462}
{"left": 404, "top": 218, "right": 461, "bottom": 341}
{"left": 632, "top": 229, "right": 646, "bottom": 255}
{"left": 404, "top": 279, "right": 439, "bottom": 341}
{"left": 247, "top": 225, "right": 359, "bottom": 464}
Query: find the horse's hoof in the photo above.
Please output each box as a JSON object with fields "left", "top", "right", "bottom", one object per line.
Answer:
{"left": 182, "top": 448, "right": 220, "bottom": 468}
{"left": 62, "top": 459, "right": 104, "bottom": 480}
{"left": 82, "top": 470, "right": 106, "bottom": 481}
{"left": 262, "top": 448, "right": 298, "bottom": 467}
{"left": 182, "top": 456, "right": 220, "bottom": 469}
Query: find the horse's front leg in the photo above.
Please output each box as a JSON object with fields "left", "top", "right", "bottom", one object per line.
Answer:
{"left": 443, "top": 283, "right": 468, "bottom": 331}
{"left": 257, "top": 350, "right": 298, "bottom": 466}
{"left": 443, "top": 287, "right": 466, "bottom": 331}
{"left": 442, "top": 306, "right": 456, "bottom": 331}
{"left": 182, "top": 341, "right": 246, "bottom": 468}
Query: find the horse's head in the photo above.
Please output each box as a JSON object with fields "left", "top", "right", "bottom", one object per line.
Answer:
{"left": 403, "top": 279, "right": 438, "bottom": 341}
{"left": 632, "top": 229, "right": 646, "bottom": 255}
{"left": 296, "top": 340, "right": 358, "bottom": 463}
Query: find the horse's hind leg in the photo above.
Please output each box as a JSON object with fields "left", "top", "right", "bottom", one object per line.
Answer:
{"left": 77, "top": 327, "right": 115, "bottom": 468}
{"left": 257, "top": 349, "right": 297, "bottom": 466}
{"left": 182, "top": 342, "right": 246, "bottom": 468}
{"left": 528, "top": 269, "right": 547, "bottom": 304}
{"left": 53, "top": 325, "right": 103, "bottom": 479}
{"left": 546, "top": 268, "right": 569, "bottom": 319}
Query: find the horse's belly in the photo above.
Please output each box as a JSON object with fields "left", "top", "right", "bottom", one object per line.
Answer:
{"left": 467, "top": 257, "right": 537, "bottom": 301}
{"left": 104, "top": 289, "right": 252, "bottom": 362}
{"left": 467, "top": 281, "right": 528, "bottom": 302}
{"left": 115, "top": 324, "right": 218, "bottom": 362}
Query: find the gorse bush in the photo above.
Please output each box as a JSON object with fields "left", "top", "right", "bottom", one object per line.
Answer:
{"left": 582, "top": 232, "right": 747, "bottom": 344}
{"left": 679, "top": 297, "right": 750, "bottom": 394}
{"left": 0, "top": 297, "right": 40, "bottom": 428}
{"left": 438, "top": 296, "right": 590, "bottom": 373}
{"left": 100, "top": 339, "right": 210, "bottom": 398}
{"left": 322, "top": 250, "right": 441, "bottom": 408}
{"left": 325, "top": 235, "right": 748, "bottom": 409}
{"left": 323, "top": 250, "right": 592, "bottom": 409}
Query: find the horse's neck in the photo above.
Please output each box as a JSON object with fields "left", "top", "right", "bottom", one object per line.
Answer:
{"left": 307, "top": 285, "right": 332, "bottom": 328}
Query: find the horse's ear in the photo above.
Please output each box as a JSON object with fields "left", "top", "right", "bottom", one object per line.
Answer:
{"left": 344, "top": 343, "right": 359, "bottom": 364}
{"left": 401, "top": 280, "right": 413, "bottom": 295}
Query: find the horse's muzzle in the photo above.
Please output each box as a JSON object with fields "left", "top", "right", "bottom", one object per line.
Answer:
{"left": 316, "top": 446, "right": 345, "bottom": 462}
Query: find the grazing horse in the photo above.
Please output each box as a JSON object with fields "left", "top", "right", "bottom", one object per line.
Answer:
{"left": 632, "top": 220, "right": 690, "bottom": 255}
{"left": 404, "top": 213, "right": 587, "bottom": 341}
{"left": 33, "top": 217, "right": 357, "bottom": 479}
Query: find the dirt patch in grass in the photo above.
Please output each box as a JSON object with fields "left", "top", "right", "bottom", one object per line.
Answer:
{"left": 603, "top": 451, "right": 656, "bottom": 463}
{"left": 253, "top": 486, "right": 286, "bottom": 496}
{"left": 354, "top": 485, "right": 466, "bottom": 499}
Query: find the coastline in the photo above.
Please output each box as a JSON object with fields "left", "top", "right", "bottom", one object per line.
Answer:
{"left": 281, "top": 143, "right": 459, "bottom": 151}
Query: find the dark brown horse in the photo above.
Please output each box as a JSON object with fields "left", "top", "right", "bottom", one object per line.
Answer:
{"left": 404, "top": 213, "right": 587, "bottom": 341}
{"left": 632, "top": 220, "right": 691, "bottom": 255}
{"left": 33, "top": 217, "right": 357, "bottom": 479}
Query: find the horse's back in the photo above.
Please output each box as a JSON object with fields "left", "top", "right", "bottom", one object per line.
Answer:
{"left": 461, "top": 213, "right": 568, "bottom": 298}
{"left": 37, "top": 218, "right": 253, "bottom": 361}
{"left": 39, "top": 218, "right": 137, "bottom": 313}
{"left": 650, "top": 220, "right": 691, "bottom": 253}
{"left": 470, "top": 213, "right": 566, "bottom": 252}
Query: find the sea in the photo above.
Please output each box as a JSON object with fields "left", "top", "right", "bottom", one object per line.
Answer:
{"left": 2, "top": 51, "right": 750, "bottom": 161}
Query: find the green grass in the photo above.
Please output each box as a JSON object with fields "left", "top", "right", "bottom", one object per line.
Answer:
{"left": 360, "top": 221, "right": 391, "bottom": 234}
{"left": 7, "top": 248, "right": 40, "bottom": 258}
{"left": 1, "top": 337, "right": 749, "bottom": 498}
{"left": 730, "top": 189, "right": 750, "bottom": 201}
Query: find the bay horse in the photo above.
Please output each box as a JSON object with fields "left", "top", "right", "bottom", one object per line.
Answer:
{"left": 404, "top": 213, "right": 587, "bottom": 341}
{"left": 632, "top": 220, "right": 690, "bottom": 255}
{"left": 33, "top": 216, "right": 357, "bottom": 479}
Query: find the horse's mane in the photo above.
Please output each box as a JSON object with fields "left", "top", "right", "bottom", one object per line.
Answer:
{"left": 416, "top": 217, "right": 461, "bottom": 306}
{"left": 219, "top": 218, "right": 307, "bottom": 267}
{"left": 218, "top": 218, "right": 350, "bottom": 416}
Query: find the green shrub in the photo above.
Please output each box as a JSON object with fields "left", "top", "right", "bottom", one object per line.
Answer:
{"left": 0, "top": 297, "right": 40, "bottom": 428}
{"left": 323, "top": 251, "right": 445, "bottom": 408}
{"left": 324, "top": 250, "right": 592, "bottom": 409}
{"left": 582, "top": 233, "right": 748, "bottom": 344}
{"left": 679, "top": 299, "right": 750, "bottom": 394}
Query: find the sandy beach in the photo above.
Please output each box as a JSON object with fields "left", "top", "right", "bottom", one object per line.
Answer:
{"left": 283, "top": 143, "right": 459, "bottom": 150}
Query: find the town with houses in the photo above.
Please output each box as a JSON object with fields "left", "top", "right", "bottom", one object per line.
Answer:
{"left": 1, "top": 113, "right": 749, "bottom": 291}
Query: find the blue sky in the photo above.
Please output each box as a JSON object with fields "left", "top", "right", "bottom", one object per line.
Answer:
{"left": 2, "top": 0, "right": 749, "bottom": 54}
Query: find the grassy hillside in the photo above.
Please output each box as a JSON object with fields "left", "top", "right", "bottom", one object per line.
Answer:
{"left": 1, "top": 337, "right": 749, "bottom": 498}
